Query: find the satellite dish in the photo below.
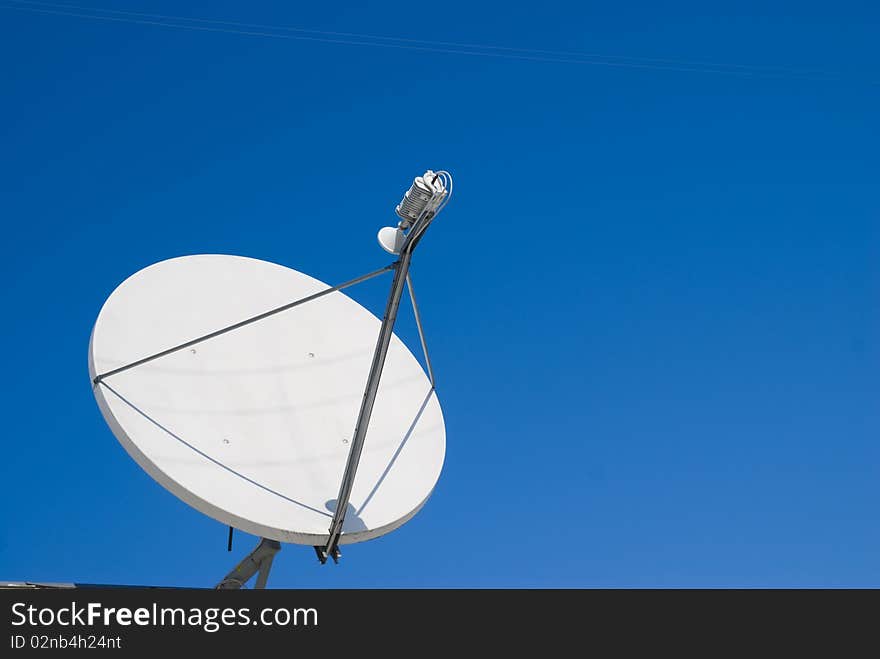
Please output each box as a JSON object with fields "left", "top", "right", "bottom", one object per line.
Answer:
{"left": 89, "top": 169, "right": 452, "bottom": 587}
{"left": 89, "top": 254, "right": 445, "bottom": 547}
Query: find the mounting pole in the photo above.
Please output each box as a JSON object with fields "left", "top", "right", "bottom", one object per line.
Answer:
{"left": 216, "top": 537, "right": 281, "bottom": 589}
{"left": 318, "top": 170, "right": 450, "bottom": 562}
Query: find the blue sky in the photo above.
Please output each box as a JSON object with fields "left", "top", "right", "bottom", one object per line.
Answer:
{"left": 1, "top": 1, "right": 878, "bottom": 588}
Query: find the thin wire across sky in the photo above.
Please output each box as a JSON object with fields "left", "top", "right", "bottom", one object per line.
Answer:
{"left": 1, "top": 0, "right": 873, "bottom": 83}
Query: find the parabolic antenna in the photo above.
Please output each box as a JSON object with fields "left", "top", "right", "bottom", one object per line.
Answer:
{"left": 88, "top": 170, "right": 452, "bottom": 587}
{"left": 90, "top": 253, "right": 444, "bottom": 544}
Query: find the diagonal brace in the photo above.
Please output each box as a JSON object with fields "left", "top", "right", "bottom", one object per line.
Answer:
{"left": 92, "top": 264, "right": 394, "bottom": 384}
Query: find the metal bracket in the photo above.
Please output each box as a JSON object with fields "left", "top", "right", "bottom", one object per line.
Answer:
{"left": 216, "top": 537, "right": 281, "bottom": 589}
{"left": 313, "top": 545, "right": 341, "bottom": 565}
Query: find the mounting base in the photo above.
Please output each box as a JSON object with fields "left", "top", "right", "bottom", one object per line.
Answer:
{"left": 216, "top": 538, "right": 281, "bottom": 589}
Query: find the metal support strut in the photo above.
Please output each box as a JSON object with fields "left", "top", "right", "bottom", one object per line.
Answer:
{"left": 317, "top": 170, "right": 449, "bottom": 562}
{"left": 91, "top": 265, "right": 394, "bottom": 385}
{"left": 216, "top": 537, "right": 281, "bottom": 589}
{"left": 318, "top": 250, "right": 415, "bottom": 562}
